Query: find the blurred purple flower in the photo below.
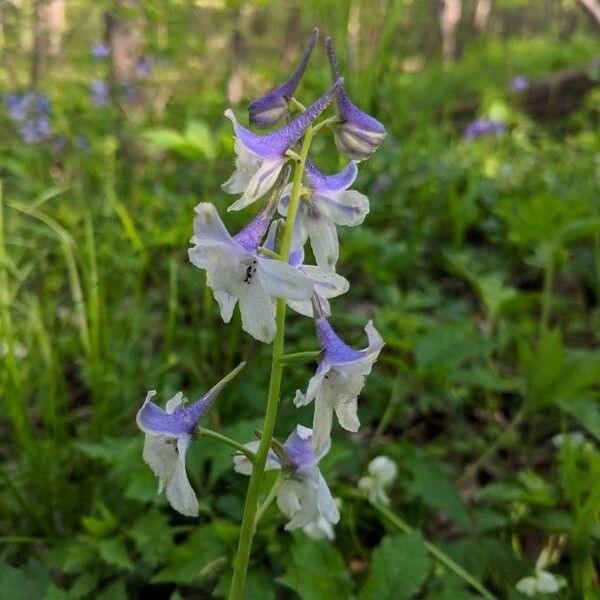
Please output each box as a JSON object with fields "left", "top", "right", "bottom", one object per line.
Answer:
{"left": 5, "top": 92, "right": 52, "bottom": 143}
{"left": 510, "top": 76, "right": 529, "bottom": 92}
{"left": 92, "top": 43, "right": 110, "bottom": 60}
{"left": 75, "top": 135, "right": 91, "bottom": 154}
{"left": 463, "top": 118, "right": 507, "bottom": 140}
{"left": 90, "top": 80, "right": 110, "bottom": 106}
{"left": 135, "top": 56, "right": 152, "bottom": 79}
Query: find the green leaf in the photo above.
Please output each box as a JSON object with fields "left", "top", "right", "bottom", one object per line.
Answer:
{"left": 278, "top": 537, "right": 352, "bottom": 600}
{"left": 0, "top": 560, "right": 51, "bottom": 600}
{"left": 143, "top": 128, "right": 185, "bottom": 151}
{"left": 152, "top": 525, "right": 226, "bottom": 584}
{"left": 128, "top": 510, "right": 173, "bottom": 566}
{"left": 361, "top": 532, "right": 431, "bottom": 600}
{"left": 98, "top": 538, "right": 134, "bottom": 571}
{"left": 556, "top": 397, "right": 600, "bottom": 441}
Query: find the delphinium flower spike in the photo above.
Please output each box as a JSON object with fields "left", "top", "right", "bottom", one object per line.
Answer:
{"left": 325, "top": 37, "right": 386, "bottom": 160}
{"left": 222, "top": 78, "right": 343, "bottom": 211}
{"left": 233, "top": 425, "right": 339, "bottom": 532}
{"left": 279, "top": 159, "right": 369, "bottom": 271}
{"left": 248, "top": 28, "right": 319, "bottom": 128}
{"left": 295, "top": 299, "right": 384, "bottom": 453}
{"left": 189, "top": 175, "right": 314, "bottom": 343}
{"left": 137, "top": 362, "right": 246, "bottom": 517}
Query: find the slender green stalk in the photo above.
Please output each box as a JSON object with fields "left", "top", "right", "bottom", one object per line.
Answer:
{"left": 228, "top": 128, "right": 315, "bottom": 600}
{"left": 254, "top": 474, "right": 284, "bottom": 528}
{"left": 278, "top": 350, "right": 321, "bottom": 365}
{"left": 196, "top": 427, "right": 256, "bottom": 462}
{"left": 372, "top": 502, "right": 497, "bottom": 600}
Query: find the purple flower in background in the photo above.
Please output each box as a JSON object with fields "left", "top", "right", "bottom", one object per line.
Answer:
{"left": 188, "top": 193, "right": 314, "bottom": 343}
{"left": 279, "top": 159, "right": 369, "bottom": 272}
{"left": 222, "top": 79, "right": 342, "bottom": 212}
{"left": 294, "top": 301, "right": 384, "bottom": 453}
{"left": 463, "top": 118, "right": 507, "bottom": 140}
{"left": 5, "top": 92, "right": 52, "bottom": 143}
{"left": 137, "top": 362, "right": 245, "bottom": 516}
{"left": 135, "top": 56, "right": 152, "bottom": 79}
{"left": 248, "top": 28, "right": 318, "bottom": 128}
{"left": 75, "top": 135, "right": 91, "bottom": 154}
{"left": 234, "top": 425, "right": 339, "bottom": 532}
{"left": 509, "top": 75, "right": 529, "bottom": 92}
{"left": 92, "top": 43, "right": 110, "bottom": 60}
{"left": 263, "top": 219, "right": 349, "bottom": 318}
{"left": 325, "top": 37, "right": 386, "bottom": 160}
{"left": 90, "top": 79, "right": 110, "bottom": 106}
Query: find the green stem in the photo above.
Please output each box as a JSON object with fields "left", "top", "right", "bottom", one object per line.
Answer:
{"left": 372, "top": 502, "right": 497, "bottom": 600}
{"left": 540, "top": 250, "right": 555, "bottom": 336}
{"left": 278, "top": 350, "right": 321, "bottom": 365}
{"left": 254, "top": 474, "right": 284, "bottom": 528}
{"left": 228, "top": 128, "right": 315, "bottom": 600}
{"left": 196, "top": 427, "right": 256, "bottom": 462}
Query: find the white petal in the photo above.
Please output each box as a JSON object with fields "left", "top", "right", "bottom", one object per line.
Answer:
{"left": 368, "top": 456, "right": 397, "bottom": 484}
{"left": 306, "top": 215, "right": 338, "bottom": 272}
{"left": 232, "top": 440, "right": 284, "bottom": 476}
{"left": 213, "top": 290, "right": 237, "bottom": 323}
{"left": 238, "top": 276, "right": 276, "bottom": 343}
{"left": 228, "top": 159, "right": 284, "bottom": 212}
{"left": 165, "top": 392, "right": 185, "bottom": 415}
{"left": 312, "top": 394, "right": 334, "bottom": 454}
{"left": 142, "top": 434, "right": 198, "bottom": 517}
{"left": 333, "top": 393, "right": 360, "bottom": 433}
{"left": 258, "top": 259, "right": 313, "bottom": 301}
{"left": 321, "top": 190, "right": 370, "bottom": 226}
{"left": 536, "top": 571, "right": 560, "bottom": 594}
{"left": 277, "top": 481, "right": 302, "bottom": 521}
{"left": 281, "top": 476, "right": 320, "bottom": 530}
{"left": 222, "top": 139, "right": 261, "bottom": 194}
{"left": 192, "top": 203, "right": 234, "bottom": 245}
{"left": 165, "top": 436, "right": 199, "bottom": 517}
{"left": 516, "top": 577, "right": 538, "bottom": 597}
{"left": 316, "top": 471, "right": 340, "bottom": 525}
{"left": 295, "top": 364, "right": 329, "bottom": 407}
{"left": 300, "top": 266, "right": 349, "bottom": 300}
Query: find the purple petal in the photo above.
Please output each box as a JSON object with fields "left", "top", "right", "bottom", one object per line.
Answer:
{"left": 325, "top": 37, "right": 386, "bottom": 159}
{"left": 137, "top": 362, "right": 245, "bottom": 436}
{"left": 315, "top": 316, "right": 365, "bottom": 364}
{"left": 304, "top": 159, "right": 358, "bottom": 193}
{"left": 249, "top": 29, "right": 318, "bottom": 128}
{"left": 227, "top": 79, "right": 342, "bottom": 160}
{"left": 283, "top": 425, "right": 318, "bottom": 470}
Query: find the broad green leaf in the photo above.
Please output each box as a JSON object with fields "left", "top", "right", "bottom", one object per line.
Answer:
{"left": 0, "top": 560, "right": 51, "bottom": 600}
{"left": 128, "top": 510, "right": 173, "bottom": 566}
{"left": 143, "top": 129, "right": 185, "bottom": 151}
{"left": 97, "top": 538, "right": 134, "bottom": 571}
{"left": 556, "top": 398, "right": 600, "bottom": 441}
{"left": 360, "top": 532, "right": 430, "bottom": 600}
{"left": 278, "top": 537, "right": 352, "bottom": 600}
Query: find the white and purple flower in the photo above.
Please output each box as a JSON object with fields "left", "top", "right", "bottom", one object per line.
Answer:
{"left": 188, "top": 195, "right": 314, "bottom": 343}
{"left": 295, "top": 303, "right": 384, "bottom": 453}
{"left": 280, "top": 159, "right": 369, "bottom": 272}
{"left": 263, "top": 219, "right": 349, "bottom": 317}
{"left": 136, "top": 362, "right": 245, "bottom": 517}
{"left": 248, "top": 28, "right": 318, "bottom": 128}
{"left": 222, "top": 79, "right": 342, "bottom": 212}
{"left": 325, "top": 37, "right": 386, "bottom": 161}
{"left": 234, "top": 425, "right": 340, "bottom": 533}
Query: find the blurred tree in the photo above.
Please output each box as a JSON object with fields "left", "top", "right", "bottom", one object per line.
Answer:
{"left": 438, "top": 0, "right": 462, "bottom": 62}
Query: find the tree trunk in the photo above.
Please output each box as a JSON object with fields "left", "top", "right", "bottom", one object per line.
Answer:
{"left": 473, "top": 0, "right": 491, "bottom": 33}
{"left": 106, "top": 0, "right": 142, "bottom": 85}
{"left": 439, "top": 0, "right": 462, "bottom": 63}
{"left": 577, "top": 0, "right": 600, "bottom": 28}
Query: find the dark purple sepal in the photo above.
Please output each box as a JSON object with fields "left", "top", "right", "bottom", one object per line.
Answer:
{"left": 230, "top": 79, "right": 342, "bottom": 160}
{"left": 304, "top": 159, "right": 358, "bottom": 193}
{"left": 315, "top": 316, "right": 365, "bottom": 364}
{"left": 248, "top": 29, "right": 318, "bottom": 128}
{"left": 325, "top": 37, "right": 386, "bottom": 160}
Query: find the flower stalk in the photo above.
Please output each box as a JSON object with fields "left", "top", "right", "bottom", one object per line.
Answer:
{"left": 228, "top": 125, "right": 315, "bottom": 600}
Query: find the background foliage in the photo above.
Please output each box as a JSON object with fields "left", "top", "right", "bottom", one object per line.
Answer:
{"left": 1, "top": 0, "right": 599, "bottom": 598}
